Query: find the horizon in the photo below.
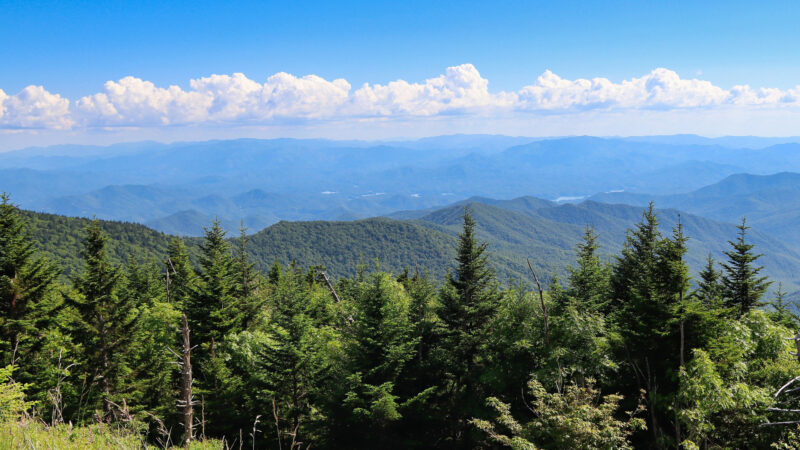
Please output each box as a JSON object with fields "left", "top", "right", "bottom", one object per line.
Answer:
{"left": 7, "top": 132, "right": 800, "bottom": 154}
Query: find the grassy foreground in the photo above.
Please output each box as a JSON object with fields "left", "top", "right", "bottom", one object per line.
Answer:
{"left": 0, "top": 420, "right": 224, "bottom": 449}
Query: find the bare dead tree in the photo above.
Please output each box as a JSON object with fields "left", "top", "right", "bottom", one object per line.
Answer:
{"left": 527, "top": 258, "right": 549, "bottom": 347}
{"left": 179, "top": 313, "right": 195, "bottom": 444}
{"left": 180, "top": 313, "right": 195, "bottom": 445}
{"left": 315, "top": 268, "right": 341, "bottom": 303}
{"left": 48, "top": 348, "right": 76, "bottom": 426}
{"left": 167, "top": 313, "right": 196, "bottom": 445}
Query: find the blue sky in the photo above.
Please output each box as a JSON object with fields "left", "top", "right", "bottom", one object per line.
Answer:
{"left": 1, "top": 0, "right": 800, "bottom": 148}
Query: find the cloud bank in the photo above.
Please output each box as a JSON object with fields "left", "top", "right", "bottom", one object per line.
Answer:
{"left": 2, "top": 64, "right": 800, "bottom": 130}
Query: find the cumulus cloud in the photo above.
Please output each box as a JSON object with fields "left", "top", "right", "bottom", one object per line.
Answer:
{"left": 75, "top": 77, "right": 213, "bottom": 126}
{"left": 0, "top": 86, "right": 72, "bottom": 129}
{"left": 350, "top": 63, "right": 512, "bottom": 116}
{"left": 515, "top": 68, "right": 729, "bottom": 111}
{"left": 3, "top": 64, "right": 800, "bottom": 130}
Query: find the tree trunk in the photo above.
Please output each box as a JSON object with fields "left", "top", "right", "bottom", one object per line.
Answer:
{"left": 181, "top": 313, "right": 194, "bottom": 444}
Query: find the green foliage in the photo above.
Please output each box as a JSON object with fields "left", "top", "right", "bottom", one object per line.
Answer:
{"left": 0, "top": 366, "right": 31, "bottom": 422}
{"left": 721, "top": 219, "right": 772, "bottom": 316}
{"left": 0, "top": 194, "right": 62, "bottom": 413}
{"left": 437, "top": 208, "right": 503, "bottom": 444}
{"left": 67, "top": 221, "right": 139, "bottom": 420}
{"left": 473, "top": 377, "right": 646, "bottom": 450}
{"left": 21, "top": 210, "right": 173, "bottom": 278}
{"left": 0, "top": 420, "right": 224, "bottom": 449}
{"left": 678, "top": 310, "right": 800, "bottom": 448}
{"left": 189, "top": 220, "right": 237, "bottom": 354}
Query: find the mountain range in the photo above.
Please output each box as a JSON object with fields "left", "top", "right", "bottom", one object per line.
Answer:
{"left": 6, "top": 135, "right": 800, "bottom": 236}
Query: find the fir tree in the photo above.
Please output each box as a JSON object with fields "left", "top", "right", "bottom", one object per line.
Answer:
{"left": 567, "top": 225, "right": 610, "bottom": 312}
{"left": 232, "top": 224, "right": 262, "bottom": 328}
{"left": 69, "top": 221, "right": 138, "bottom": 420}
{"left": 0, "top": 194, "right": 59, "bottom": 367}
{"left": 610, "top": 205, "right": 686, "bottom": 444}
{"left": 438, "top": 208, "right": 502, "bottom": 445}
{"left": 165, "top": 238, "right": 196, "bottom": 309}
{"left": 233, "top": 224, "right": 258, "bottom": 300}
{"left": 768, "top": 283, "right": 797, "bottom": 328}
{"left": 258, "top": 268, "right": 318, "bottom": 444}
{"left": 695, "top": 254, "right": 723, "bottom": 308}
{"left": 721, "top": 218, "right": 771, "bottom": 316}
{"left": 188, "top": 219, "right": 236, "bottom": 355}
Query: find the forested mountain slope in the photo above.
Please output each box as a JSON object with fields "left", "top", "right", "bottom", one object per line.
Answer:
{"left": 18, "top": 193, "right": 800, "bottom": 293}
{"left": 21, "top": 210, "right": 174, "bottom": 276}
{"left": 409, "top": 200, "right": 800, "bottom": 291}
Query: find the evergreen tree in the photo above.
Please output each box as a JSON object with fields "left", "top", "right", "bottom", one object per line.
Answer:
{"left": 567, "top": 225, "right": 611, "bottom": 312}
{"left": 232, "top": 224, "right": 263, "bottom": 329}
{"left": 257, "top": 267, "right": 322, "bottom": 446}
{"left": 438, "top": 208, "right": 502, "bottom": 445}
{"left": 694, "top": 254, "right": 723, "bottom": 308}
{"left": 122, "top": 259, "right": 182, "bottom": 436}
{"left": 0, "top": 194, "right": 59, "bottom": 367}
{"left": 68, "top": 221, "right": 138, "bottom": 420}
{"left": 768, "top": 283, "right": 797, "bottom": 328}
{"left": 188, "top": 219, "right": 236, "bottom": 356}
{"left": 610, "top": 205, "right": 686, "bottom": 445}
{"left": 233, "top": 224, "right": 258, "bottom": 300}
{"left": 721, "top": 218, "right": 771, "bottom": 316}
{"left": 165, "top": 238, "right": 196, "bottom": 309}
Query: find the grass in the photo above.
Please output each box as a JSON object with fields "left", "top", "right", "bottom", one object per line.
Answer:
{"left": 0, "top": 420, "right": 223, "bottom": 449}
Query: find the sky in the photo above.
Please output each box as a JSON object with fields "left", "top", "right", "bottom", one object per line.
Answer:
{"left": 2, "top": 0, "right": 800, "bottom": 149}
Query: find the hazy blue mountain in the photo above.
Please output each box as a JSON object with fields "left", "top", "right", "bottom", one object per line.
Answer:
{"left": 8, "top": 136, "right": 800, "bottom": 235}
{"left": 621, "top": 134, "right": 800, "bottom": 149}
{"left": 145, "top": 209, "right": 277, "bottom": 236}
{"left": 590, "top": 172, "right": 800, "bottom": 247}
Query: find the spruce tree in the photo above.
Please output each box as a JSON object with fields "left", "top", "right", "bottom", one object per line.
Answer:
{"left": 232, "top": 224, "right": 263, "bottom": 328}
{"left": 122, "top": 259, "right": 181, "bottom": 428}
{"left": 233, "top": 224, "right": 258, "bottom": 300}
{"left": 567, "top": 225, "right": 610, "bottom": 312}
{"left": 610, "top": 205, "right": 686, "bottom": 443}
{"left": 438, "top": 208, "right": 501, "bottom": 445}
{"left": 694, "top": 254, "right": 722, "bottom": 308}
{"left": 188, "top": 219, "right": 236, "bottom": 355}
{"left": 0, "top": 193, "right": 59, "bottom": 367}
{"left": 165, "top": 238, "right": 197, "bottom": 309}
{"left": 768, "top": 283, "right": 797, "bottom": 328}
{"left": 69, "top": 221, "right": 138, "bottom": 420}
{"left": 257, "top": 268, "right": 318, "bottom": 445}
{"left": 721, "top": 219, "right": 771, "bottom": 316}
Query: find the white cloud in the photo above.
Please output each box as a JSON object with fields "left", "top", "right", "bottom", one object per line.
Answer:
{"left": 75, "top": 76, "right": 213, "bottom": 126}
{"left": 515, "top": 68, "right": 730, "bottom": 111}
{"left": 3, "top": 65, "right": 800, "bottom": 131}
{"left": 0, "top": 86, "right": 72, "bottom": 129}
{"left": 350, "top": 63, "right": 511, "bottom": 116}
{"left": 728, "top": 84, "right": 800, "bottom": 106}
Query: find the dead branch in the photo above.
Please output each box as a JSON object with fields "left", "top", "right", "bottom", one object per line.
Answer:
{"left": 527, "top": 258, "right": 549, "bottom": 346}
{"left": 315, "top": 269, "right": 341, "bottom": 303}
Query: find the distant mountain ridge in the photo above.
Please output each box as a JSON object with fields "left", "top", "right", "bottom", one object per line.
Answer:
{"left": 8, "top": 136, "right": 800, "bottom": 235}
{"left": 590, "top": 172, "right": 800, "bottom": 248}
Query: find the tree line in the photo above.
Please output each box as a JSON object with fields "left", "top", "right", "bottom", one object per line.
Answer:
{"left": 2, "top": 193, "right": 800, "bottom": 448}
